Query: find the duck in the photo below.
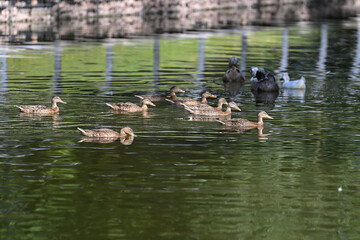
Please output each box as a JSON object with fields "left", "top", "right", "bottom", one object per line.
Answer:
{"left": 182, "top": 97, "right": 228, "bottom": 111}
{"left": 181, "top": 91, "right": 217, "bottom": 106}
{"left": 217, "top": 111, "right": 273, "bottom": 128}
{"left": 223, "top": 57, "right": 245, "bottom": 82}
{"left": 250, "top": 68, "right": 279, "bottom": 92}
{"left": 282, "top": 72, "right": 306, "bottom": 89}
{"left": 15, "top": 96, "right": 67, "bottom": 114}
{"left": 166, "top": 91, "right": 217, "bottom": 106}
{"left": 135, "top": 86, "right": 185, "bottom": 102}
{"left": 77, "top": 126, "right": 135, "bottom": 138}
{"left": 106, "top": 98, "right": 155, "bottom": 112}
{"left": 184, "top": 101, "right": 241, "bottom": 116}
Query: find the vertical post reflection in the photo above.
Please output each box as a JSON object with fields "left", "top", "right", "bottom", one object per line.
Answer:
{"left": 317, "top": 23, "right": 328, "bottom": 74}
{"left": 52, "top": 40, "right": 62, "bottom": 94}
{"left": 350, "top": 20, "right": 360, "bottom": 83}
{"left": 192, "top": 35, "right": 205, "bottom": 94}
{"left": 315, "top": 23, "right": 328, "bottom": 91}
{"left": 280, "top": 27, "right": 289, "bottom": 72}
{"left": 106, "top": 43, "right": 113, "bottom": 95}
{"left": 153, "top": 35, "right": 160, "bottom": 92}
{"left": 197, "top": 35, "right": 205, "bottom": 81}
{"left": 240, "top": 29, "right": 247, "bottom": 73}
{"left": 0, "top": 49, "right": 8, "bottom": 92}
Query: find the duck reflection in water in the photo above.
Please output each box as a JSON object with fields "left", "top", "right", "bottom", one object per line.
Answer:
{"left": 77, "top": 126, "right": 135, "bottom": 145}
{"left": 79, "top": 135, "right": 135, "bottom": 145}
{"left": 19, "top": 112, "right": 61, "bottom": 128}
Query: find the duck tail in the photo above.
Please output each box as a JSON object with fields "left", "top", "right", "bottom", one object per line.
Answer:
{"left": 165, "top": 99, "right": 175, "bottom": 104}
{"left": 134, "top": 95, "right": 144, "bottom": 100}
{"left": 300, "top": 76, "right": 306, "bottom": 82}
{"left": 105, "top": 103, "right": 115, "bottom": 109}
{"left": 77, "top": 127, "right": 87, "bottom": 135}
{"left": 184, "top": 107, "right": 194, "bottom": 114}
{"left": 15, "top": 105, "right": 24, "bottom": 112}
{"left": 216, "top": 120, "right": 226, "bottom": 125}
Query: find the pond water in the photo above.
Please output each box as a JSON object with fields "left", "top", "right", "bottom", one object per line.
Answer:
{"left": 1, "top": 19, "right": 360, "bottom": 239}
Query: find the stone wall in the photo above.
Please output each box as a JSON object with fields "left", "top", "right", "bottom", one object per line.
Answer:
{"left": 1, "top": 0, "right": 359, "bottom": 23}
{"left": 0, "top": 0, "right": 359, "bottom": 42}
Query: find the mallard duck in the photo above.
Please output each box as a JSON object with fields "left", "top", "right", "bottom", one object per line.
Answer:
{"left": 135, "top": 86, "right": 185, "bottom": 102}
{"left": 181, "top": 91, "right": 217, "bottom": 106}
{"left": 106, "top": 98, "right": 155, "bottom": 112}
{"left": 217, "top": 111, "right": 273, "bottom": 128}
{"left": 15, "top": 96, "right": 67, "bottom": 114}
{"left": 223, "top": 57, "right": 245, "bottom": 82}
{"left": 77, "top": 126, "right": 135, "bottom": 138}
{"left": 282, "top": 73, "right": 306, "bottom": 89}
{"left": 182, "top": 97, "right": 228, "bottom": 111}
{"left": 184, "top": 101, "right": 241, "bottom": 116}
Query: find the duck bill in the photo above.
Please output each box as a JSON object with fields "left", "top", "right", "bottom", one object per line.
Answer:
{"left": 60, "top": 100, "right": 67, "bottom": 104}
{"left": 267, "top": 116, "right": 274, "bottom": 119}
{"left": 178, "top": 89, "right": 185, "bottom": 93}
{"left": 149, "top": 103, "right": 156, "bottom": 107}
{"left": 234, "top": 106, "right": 241, "bottom": 112}
{"left": 210, "top": 94, "right": 217, "bottom": 98}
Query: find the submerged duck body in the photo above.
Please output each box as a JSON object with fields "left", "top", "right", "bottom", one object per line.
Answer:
{"left": 15, "top": 96, "right": 67, "bottom": 114}
{"left": 106, "top": 98, "right": 155, "bottom": 112}
{"left": 217, "top": 111, "right": 273, "bottom": 128}
{"left": 135, "top": 86, "right": 185, "bottom": 102}
{"left": 77, "top": 126, "right": 135, "bottom": 138}
{"left": 282, "top": 73, "right": 306, "bottom": 89}
{"left": 250, "top": 67, "right": 279, "bottom": 92}
{"left": 223, "top": 57, "right": 245, "bottom": 82}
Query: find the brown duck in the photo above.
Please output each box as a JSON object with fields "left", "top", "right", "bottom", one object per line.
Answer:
{"left": 217, "top": 111, "right": 273, "bottom": 128}
{"left": 184, "top": 101, "right": 241, "bottom": 116}
{"left": 135, "top": 86, "right": 185, "bottom": 102}
{"left": 15, "top": 96, "right": 67, "bottom": 114}
{"left": 181, "top": 91, "right": 217, "bottom": 106}
{"left": 77, "top": 126, "right": 135, "bottom": 138}
{"left": 106, "top": 98, "right": 155, "bottom": 112}
{"left": 223, "top": 57, "right": 245, "bottom": 82}
{"left": 182, "top": 98, "right": 228, "bottom": 111}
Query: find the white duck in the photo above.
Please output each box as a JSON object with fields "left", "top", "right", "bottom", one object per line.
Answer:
{"left": 282, "top": 73, "right": 306, "bottom": 89}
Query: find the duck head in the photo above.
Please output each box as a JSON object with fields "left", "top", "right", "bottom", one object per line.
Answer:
{"left": 120, "top": 126, "right": 136, "bottom": 137}
{"left": 142, "top": 99, "right": 156, "bottom": 107}
{"left": 202, "top": 91, "right": 217, "bottom": 99}
{"left": 259, "top": 111, "right": 273, "bottom": 119}
{"left": 228, "top": 101, "right": 241, "bottom": 111}
{"left": 52, "top": 96, "right": 67, "bottom": 104}
{"left": 228, "top": 57, "right": 239, "bottom": 68}
{"left": 170, "top": 86, "right": 185, "bottom": 94}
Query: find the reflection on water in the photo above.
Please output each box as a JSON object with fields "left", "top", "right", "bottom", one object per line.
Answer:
{"left": 1, "top": 21, "right": 360, "bottom": 239}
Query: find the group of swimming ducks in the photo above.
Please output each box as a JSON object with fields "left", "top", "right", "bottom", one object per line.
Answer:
{"left": 15, "top": 57, "right": 306, "bottom": 143}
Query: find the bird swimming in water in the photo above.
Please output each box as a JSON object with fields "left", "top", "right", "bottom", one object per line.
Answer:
{"left": 217, "top": 111, "right": 273, "bottom": 128}
{"left": 15, "top": 96, "right": 67, "bottom": 114}
{"left": 282, "top": 72, "right": 306, "bottom": 89}
{"left": 250, "top": 67, "right": 279, "bottom": 92}
{"left": 77, "top": 126, "right": 135, "bottom": 138}
{"left": 223, "top": 57, "right": 245, "bottom": 82}
{"left": 135, "top": 86, "right": 185, "bottom": 102}
{"left": 106, "top": 98, "right": 155, "bottom": 112}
